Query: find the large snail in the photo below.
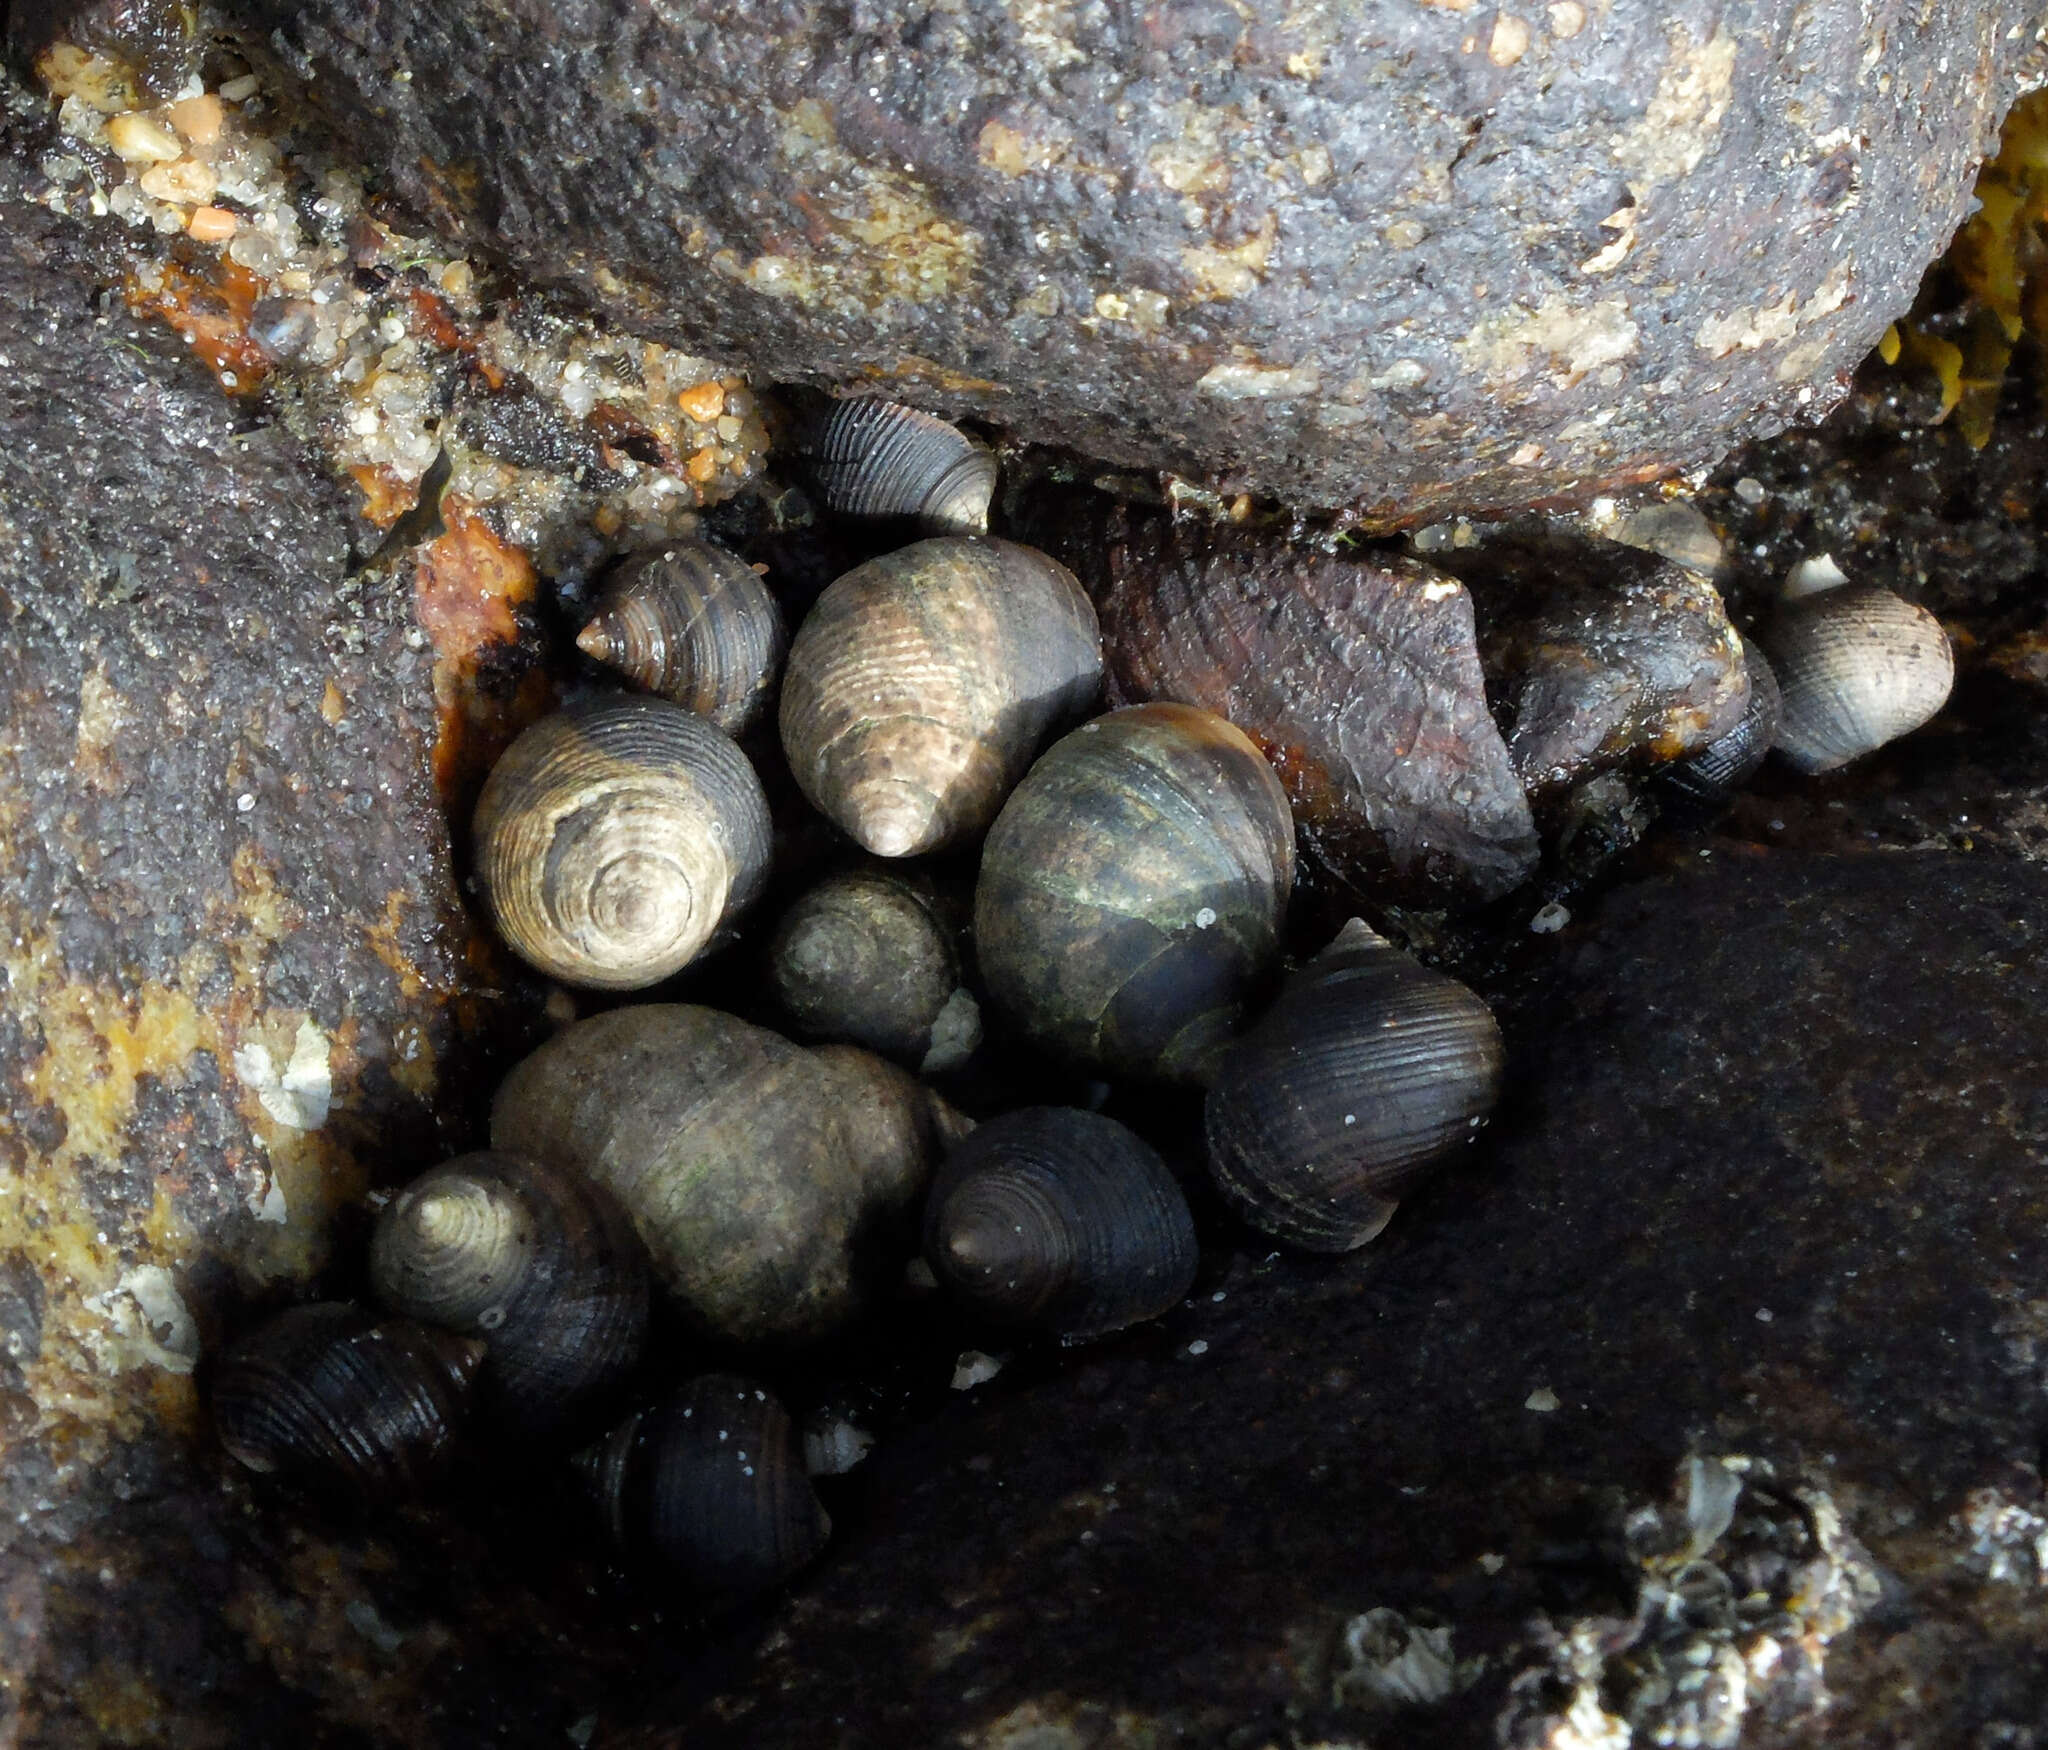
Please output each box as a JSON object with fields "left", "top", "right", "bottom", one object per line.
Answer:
{"left": 212, "top": 1302, "right": 483, "bottom": 1504}
{"left": 975, "top": 703, "right": 1296, "bottom": 1082}
{"left": 472, "top": 697, "right": 772, "bottom": 990}
{"left": 804, "top": 396, "right": 996, "bottom": 534}
{"left": 575, "top": 540, "right": 787, "bottom": 737}
{"left": 490, "top": 1005, "right": 970, "bottom": 1348}
{"left": 778, "top": 537, "right": 1103, "bottom": 858}
{"left": 369, "top": 1151, "right": 648, "bottom": 1441}
{"left": 923, "top": 1107, "right": 1198, "bottom": 1342}
{"left": 1204, "top": 920, "right": 1504, "bottom": 1252}
{"left": 1759, "top": 584, "right": 1954, "bottom": 773}
{"left": 767, "top": 868, "right": 982, "bottom": 1073}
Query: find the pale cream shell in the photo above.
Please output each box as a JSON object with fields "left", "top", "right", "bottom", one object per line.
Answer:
{"left": 1763, "top": 586, "right": 1953, "bottom": 774}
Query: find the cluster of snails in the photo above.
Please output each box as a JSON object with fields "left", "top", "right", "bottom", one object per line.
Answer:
{"left": 214, "top": 396, "right": 1955, "bottom": 1610}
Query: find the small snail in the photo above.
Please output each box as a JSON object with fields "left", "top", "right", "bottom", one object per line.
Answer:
{"left": 490, "top": 1005, "right": 970, "bottom": 1348}
{"left": 975, "top": 703, "right": 1296, "bottom": 1082}
{"left": 472, "top": 697, "right": 772, "bottom": 990}
{"left": 1204, "top": 919, "right": 1503, "bottom": 1252}
{"left": 575, "top": 540, "right": 787, "bottom": 737}
{"left": 369, "top": 1151, "right": 648, "bottom": 1441}
{"left": 577, "top": 1375, "right": 830, "bottom": 1602}
{"left": 212, "top": 1302, "right": 483, "bottom": 1503}
{"left": 779, "top": 537, "right": 1102, "bottom": 858}
{"left": 923, "top": 1107, "right": 1198, "bottom": 1342}
{"left": 1660, "top": 640, "right": 1781, "bottom": 804}
{"left": 1759, "top": 584, "right": 1954, "bottom": 773}
{"left": 805, "top": 396, "right": 996, "bottom": 534}
{"left": 767, "top": 868, "right": 982, "bottom": 1072}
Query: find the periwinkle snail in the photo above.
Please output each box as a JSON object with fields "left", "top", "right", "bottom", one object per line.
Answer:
{"left": 472, "top": 696, "right": 771, "bottom": 990}
{"left": 975, "top": 703, "right": 1296, "bottom": 1082}
{"left": 369, "top": 1151, "right": 648, "bottom": 1441}
{"left": 1760, "top": 584, "right": 1953, "bottom": 773}
{"left": 575, "top": 539, "right": 787, "bottom": 737}
{"left": 490, "top": 1005, "right": 970, "bottom": 1348}
{"left": 779, "top": 537, "right": 1102, "bottom": 857}
{"left": 1205, "top": 920, "right": 1504, "bottom": 1252}
{"left": 577, "top": 1374, "right": 830, "bottom": 1602}
{"left": 923, "top": 1107, "right": 1198, "bottom": 1342}
{"left": 804, "top": 396, "right": 997, "bottom": 534}
{"left": 212, "top": 1302, "right": 483, "bottom": 1504}
{"left": 767, "top": 868, "right": 982, "bottom": 1073}
{"left": 1660, "top": 640, "right": 1781, "bottom": 805}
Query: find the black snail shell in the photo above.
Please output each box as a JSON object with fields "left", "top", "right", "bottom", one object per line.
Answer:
{"left": 1759, "top": 584, "right": 1953, "bottom": 773}
{"left": 767, "top": 868, "right": 982, "bottom": 1072}
{"left": 1205, "top": 919, "right": 1504, "bottom": 1252}
{"left": 1661, "top": 638, "right": 1781, "bottom": 804}
{"left": 779, "top": 536, "right": 1103, "bottom": 858}
{"left": 575, "top": 540, "right": 788, "bottom": 737}
{"left": 212, "top": 1302, "right": 484, "bottom": 1503}
{"left": 806, "top": 396, "right": 997, "bottom": 534}
{"left": 576, "top": 1374, "right": 830, "bottom": 1602}
{"left": 472, "top": 696, "right": 772, "bottom": 990}
{"left": 923, "top": 1107, "right": 1198, "bottom": 1341}
{"left": 975, "top": 702, "right": 1296, "bottom": 1082}
{"left": 369, "top": 1151, "right": 649, "bottom": 1442}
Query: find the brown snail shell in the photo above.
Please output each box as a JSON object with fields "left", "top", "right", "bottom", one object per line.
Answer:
{"left": 577, "top": 1374, "right": 829, "bottom": 1601}
{"left": 779, "top": 537, "right": 1102, "bottom": 858}
{"left": 1760, "top": 585, "right": 1953, "bottom": 773}
{"left": 575, "top": 540, "right": 787, "bottom": 737}
{"left": 473, "top": 697, "right": 771, "bottom": 990}
{"left": 1661, "top": 639, "right": 1781, "bottom": 804}
{"left": 767, "top": 869, "right": 981, "bottom": 1072}
{"left": 923, "top": 1107, "right": 1198, "bottom": 1341}
{"left": 490, "top": 1005, "right": 970, "bottom": 1348}
{"left": 369, "top": 1151, "right": 649, "bottom": 1441}
{"left": 974, "top": 703, "right": 1296, "bottom": 1082}
{"left": 1204, "top": 919, "right": 1504, "bottom": 1252}
{"left": 806, "top": 396, "right": 997, "bottom": 534}
{"left": 212, "top": 1302, "right": 483, "bottom": 1503}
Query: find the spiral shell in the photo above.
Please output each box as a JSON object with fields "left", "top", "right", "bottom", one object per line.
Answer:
{"left": 1205, "top": 919, "right": 1503, "bottom": 1252}
{"left": 768, "top": 869, "right": 981, "bottom": 1072}
{"left": 779, "top": 537, "right": 1102, "bottom": 858}
{"left": 807, "top": 397, "right": 996, "bottom": 534}
{"left": 1760, "top": 585, "right": 1954, "bottom": 773}
{"left": 577, "top": 1375, "right": 830, "bottom": 1601}
{"left": 924, "top": 1107, "right": 1198, "bottom": 1341}
{"left": 575, "top": 541, "right": 787, "bottom": 737}
{"left": 1661, "top": 639, "right": 1781, "bottom": 803}
{"left": 473, "top": 697, "right": 771, "bottom": 990}
{"left": 369, "top": 1151, "right": 648, "bottom": 1441}
{"left": 212, "top": 1302, "right": 483, "bottom": 1503}
{"left": 975, "top": 703, "right": 1295, "bottom": 1082}
{"left": 490, "top": 1005, "right": 969, "bottom": 1348}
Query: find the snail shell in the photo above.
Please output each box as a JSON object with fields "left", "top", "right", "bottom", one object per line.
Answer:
{"left": 490, "top": 1005, "right": 970, "bottom": 1348}
{"left": 768, "top": 869, "right": 982, "bottom": 1072}
{"left": 575, "top": 541, "right": 787, "bottom": 737}
{"left": 1661, "top": 639, "right": 1781, "bottom": 803}
{"left": 974, "top": 703, "right": 1296, "bottom": 1082}
{"left": 369, "top": 1151, "right": 649, "bottom": 1441}
{"left": 212, "top": 1302, "right": 483, "bottom": 1503}
{"left": 577, "top": 1374, "right": 830, "bottom": 1601}
{"left": 923, "top": 1107, "right": 1198, "bottom": 1341}
{"left": 1760, "top": 585, "right": 1954, "bottom": 773}
{"left": 1204, "top": 919, "right": 1503, "bottom": 1252}
{"left": 473, "top": 697, "right": 771, "bottom": 990}
{"left": 807, "top": 396, "right": 997, "bottom": 534}
{"left": 779, "top": 537, "right": 1102, "bottom": 857}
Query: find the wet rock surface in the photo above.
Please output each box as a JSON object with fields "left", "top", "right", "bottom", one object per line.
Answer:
{"left": 612, "top": 851, "right": 2048, "bottom": 1749}
{"left": 215, "top": 0, "right": 2039, "bottom": 519}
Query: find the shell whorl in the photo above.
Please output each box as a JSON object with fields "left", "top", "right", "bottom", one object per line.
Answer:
{"left": 1663, "top": 638, "right": 1781, "bottom": 802}
{"left": 1761, "top": 586, "right": 1953, "bottom": 774}
{"left": 575, "top": 541, "right": 787, "bottom": 737}
{"left": 473, "top": 698, "right": 771, "bottom": 990}
{"left": 808, "top": 397, "right": 997, "bottom": 533}
{"left": 779, "top": 537, "right": 1102, "bottom": 858}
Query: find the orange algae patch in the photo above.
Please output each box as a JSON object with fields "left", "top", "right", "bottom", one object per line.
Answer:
{"left": 123, "top": 259, "right": 272, "bottom": 396}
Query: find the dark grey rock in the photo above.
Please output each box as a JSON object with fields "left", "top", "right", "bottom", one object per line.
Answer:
{"left": 212, "top": 0, "right": 2042, "bottom": 518}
